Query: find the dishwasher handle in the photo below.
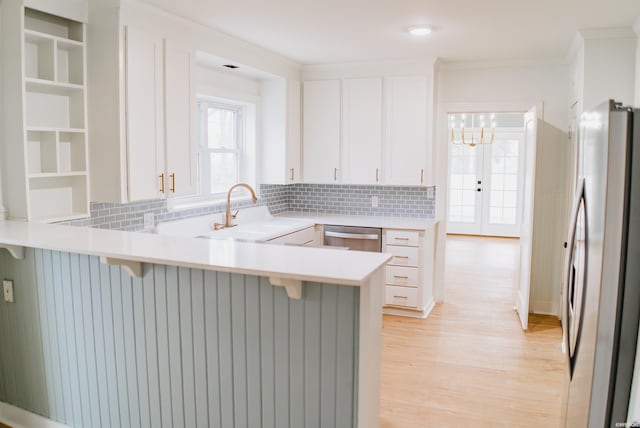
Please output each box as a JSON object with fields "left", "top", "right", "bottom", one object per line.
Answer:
{"left": 325, "top": 231, "right": 380, "bottom": 240}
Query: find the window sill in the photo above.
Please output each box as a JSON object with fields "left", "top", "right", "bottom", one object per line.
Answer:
{"left": 166, "top": 195, "right": 255, "bottom": 213}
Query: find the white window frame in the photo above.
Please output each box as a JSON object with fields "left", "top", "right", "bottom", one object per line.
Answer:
{"left": 167, "top": 88, "right": 258, "bottom": 212}
{"left": 197, "top": 99, "right": 245, "bottom": 197}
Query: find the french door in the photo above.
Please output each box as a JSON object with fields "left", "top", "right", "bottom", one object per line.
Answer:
{"left": 447, "top": 130, "right": 524, "bottom": 237}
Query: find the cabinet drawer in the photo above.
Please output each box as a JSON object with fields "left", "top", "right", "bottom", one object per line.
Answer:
{"left": 385, "top": 265, "right": 419, "bottom": 288}
{"left": 385, "top": 245, "right": 419, "bottom": 267}
{"left": 385, "top": 285, "right": 418, "bottom": 308}
{"left": 386, "top": 229, "right": 420, "bottom": 247}
{"left": 269, "top": 226, "right": 316, "bottom": 245}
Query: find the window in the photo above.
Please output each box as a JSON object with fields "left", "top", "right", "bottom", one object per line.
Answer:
{"left": 197, "top": 99, "right": 245, "bottom": 196}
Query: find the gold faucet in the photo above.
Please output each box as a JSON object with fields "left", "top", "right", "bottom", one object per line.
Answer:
{"left": 213, "top": 183, "right": 258, "bottom": 230}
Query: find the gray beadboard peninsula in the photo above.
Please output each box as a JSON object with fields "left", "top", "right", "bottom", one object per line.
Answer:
{"left": 0, "top": 221, "right": 389, "bottom": 428}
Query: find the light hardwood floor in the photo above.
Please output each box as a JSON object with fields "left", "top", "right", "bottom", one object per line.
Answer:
{"left": 380, "top": 235, "right": 566, "bottom": 428}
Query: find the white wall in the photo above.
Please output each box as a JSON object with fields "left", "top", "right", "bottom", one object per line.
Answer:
{"left": 581, "top": 30, "right": 637, "bottom": 111}
{"left": 437, "top": 61, "right": 569, "bottom": 130}
{"left": 432, "top": 61, "right": 570, "bottom": 303}
{"left": 635, "top": 18, "right": 640, "bottom": 105}
{"left": 0, "top": 0, "right": 5, "bottom": 220}
{"left": 196, "top": 65, "right": 261, "bottom": 101}
{"left": 122, "top": 0, "right": 301, "bottom": 81}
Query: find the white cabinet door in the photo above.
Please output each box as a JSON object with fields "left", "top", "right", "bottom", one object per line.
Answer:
{"left": 302, "top": 80, "right": 341, "bottom": 183}
{"left": 125, "top": 26, "right": 164, "bottom": 201}
{"left": 286, "top": 79, "right": 301, "bottom": 182}
{"left": 164, "top": 38, "right": 197, "bottom": 198}
{"left": 384, "top": 76, "right": 430, "bottom": 185}
{"left": 342, "top": 78, "right": 383, "bottom": 184}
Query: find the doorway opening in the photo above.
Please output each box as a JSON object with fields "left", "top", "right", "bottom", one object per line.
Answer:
{"left": 446, "top": 112, "right": 525, "bottom": 237}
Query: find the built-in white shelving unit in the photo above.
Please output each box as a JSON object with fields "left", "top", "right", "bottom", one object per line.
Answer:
{"left": 3, "top": 7, "right": 89, "bottom": 222}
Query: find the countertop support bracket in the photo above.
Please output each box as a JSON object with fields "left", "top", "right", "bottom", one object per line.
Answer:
{"left": 269, "top": 277, "right": 302, "bottom": 300}
{"left": 1, "top": 245, "right": 25, "bottom": 260}
{"left": 100, "top": 256, "right": 143, "bottom": 278}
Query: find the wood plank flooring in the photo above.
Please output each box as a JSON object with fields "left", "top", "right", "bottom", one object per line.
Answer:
{"left": 380, "top": 235, "right": 566, "bottom": 427}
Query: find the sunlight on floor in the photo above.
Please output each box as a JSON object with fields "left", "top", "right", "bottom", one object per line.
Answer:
{"left": 380, "top": 235, "right": 565, "bottom": 428}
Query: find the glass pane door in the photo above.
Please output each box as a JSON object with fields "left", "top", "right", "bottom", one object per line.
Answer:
{"left": 482, "top": 132, "right": 524, "bottom": 236}
{"left": 447, "top": 143, "right": 483, "bottom": 234}
{"left": 447, "top": 112, "right": 525, "bottom": 237}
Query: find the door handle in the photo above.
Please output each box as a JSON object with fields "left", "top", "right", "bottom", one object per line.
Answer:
{"left": 170, "top": 173, "right": 176, "bottom": 193}
{"left": 159, "top": 173, "right": 165, "bottom": 193}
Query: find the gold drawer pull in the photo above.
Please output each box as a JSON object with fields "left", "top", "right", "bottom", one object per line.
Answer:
{"left": 159, "top": 173, "right": 165, "bottom": 193}
{"left": 394, "top": 256, "right": 409, "bottom": 259}
{"left": 170, "top": 173, "right": 176, "bottom": 193}
{"left": 394, "top": 237, "right": 409, "bottom": 241}
{"left": 393, "top": 275, "right": 409, "bottom": 279}
{"left": 290, "top": 168, "right": 295, "bottom": 181}
{"left": 393, "top": 295, "right": 408, "bottom": 299}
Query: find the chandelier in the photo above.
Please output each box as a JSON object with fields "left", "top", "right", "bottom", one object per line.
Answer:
{"left": 450, "top": 113, "right": 496, "bottom": 147}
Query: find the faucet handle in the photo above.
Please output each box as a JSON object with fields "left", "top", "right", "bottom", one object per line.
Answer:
{"left": 212, "top": 222, "right": 224, "bottom": 230}
{"left": 231, "top": 210, "right": 239, "bottom": 219}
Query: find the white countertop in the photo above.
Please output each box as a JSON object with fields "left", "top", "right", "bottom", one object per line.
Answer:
{"left": 0, "top": 221, "right": 391, "bottom": 286}
{"left": 276, "top": 212, "right": 439, "bottom": 231}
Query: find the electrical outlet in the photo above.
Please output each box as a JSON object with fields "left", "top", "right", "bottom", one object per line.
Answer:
{"left": 144, "top": 213, "right": 155, "bottom": 230}
{"left": 3, "top": 280, "right": 14, "bottom": 303}
{"left": 371, "top": 196, "right": 379, "bottom": 208}
{"left": 427, "top": 187, "right": 435, "bottom": 199}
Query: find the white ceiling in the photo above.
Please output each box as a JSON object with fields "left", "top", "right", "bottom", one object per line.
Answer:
{"left": 141, "top": 0, "right": 640, "bottom": 65}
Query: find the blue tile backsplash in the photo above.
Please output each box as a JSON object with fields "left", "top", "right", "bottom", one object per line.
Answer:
{"left": 60, "top": 184, "right": 436, "bottom": 231}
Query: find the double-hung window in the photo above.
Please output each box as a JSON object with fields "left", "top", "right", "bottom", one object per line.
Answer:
{"left": 197, "top": 99, "right": 245, "bottom": 195}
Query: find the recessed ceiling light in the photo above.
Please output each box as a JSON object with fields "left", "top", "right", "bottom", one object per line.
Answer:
{"left": 408, "top": 25, "right": 432, "bottom": 36}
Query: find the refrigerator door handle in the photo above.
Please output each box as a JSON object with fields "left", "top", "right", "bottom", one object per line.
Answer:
{"left": 562, "top": 178, "right": 585, "bottom": 359}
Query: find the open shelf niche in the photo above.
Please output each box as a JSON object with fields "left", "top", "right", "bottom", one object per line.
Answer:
{"left": 18, "top": 7, "right": 90, "bottom": 222}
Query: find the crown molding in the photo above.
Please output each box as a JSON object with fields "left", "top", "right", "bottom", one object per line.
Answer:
{"left": 302, "top": 57, "right": 438, "bottom": 80}
{"left": 566, "top": 32, "right": 585, "bottom": 63}
{"left": 579, "top": 27, "right": 637, "bottom": 40}
{"left": 436, "top": 57, "right": 567, "bottom": 71}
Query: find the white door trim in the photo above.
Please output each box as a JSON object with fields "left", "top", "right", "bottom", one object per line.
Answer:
{"left": 434, "top": 101, "right": 543, "bottom": 304}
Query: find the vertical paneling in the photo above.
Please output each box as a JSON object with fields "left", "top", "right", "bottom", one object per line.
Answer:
{"left": 179, "top": 267, "right": 196, "bottom": 428}
{"left": 260, "top": 278, "right": 276, "bottom": 428}
{"left": 304, "top": 283, "right": 322, "bottom": 428}
{"left": 204, "top": 270, "right": 222, "bottom": 428}
{"left": 90, "top": 255, "right": 111, "bottom": 428}
{"left": 190, "top": 270, "right": 208, "bottom": 428}
{"left": 153, "top": 264, "right": 173, "bottom": 427}
{"left": 245, "top": 275, "right": 262, "bottom": 428}
{"left": 0, "top": 249, "right": 361, "bottom": 428}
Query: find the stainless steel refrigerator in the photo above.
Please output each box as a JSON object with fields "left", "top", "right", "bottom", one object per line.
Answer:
{"left": 563, "top": 100, "right": 640, "bottom": 427}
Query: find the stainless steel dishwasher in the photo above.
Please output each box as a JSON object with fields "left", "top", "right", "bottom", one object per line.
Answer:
{"left": 323, "top": 225, "right": 382, "bottom": 252}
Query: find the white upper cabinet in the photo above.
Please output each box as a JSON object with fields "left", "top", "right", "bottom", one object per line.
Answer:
{"left": 342, "top": 78, "right": 383, "bottom": 184}
{"left": 124, "top": 26, "right": 164, "bottom": 202}
{"left": 163, "top": 39, "right": 197, "bottom": 198}
{"left": 303, "top": 80, "right": 341, "bottom": 183}
{"left": 261, "top": 78, "right": 301, "bottom": 184}
{"left": 384, "top": 75, "right": 431, "bottom": 186}
{"left": 286, "top": 80, "right": 302, "bottom": 182}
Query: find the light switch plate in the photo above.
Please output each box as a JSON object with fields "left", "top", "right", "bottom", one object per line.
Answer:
{"left": 3, "top": 280, "right": 14, "bottom": 303}
{"left": 427, "top": 187, "right": 435, "bottom": 199}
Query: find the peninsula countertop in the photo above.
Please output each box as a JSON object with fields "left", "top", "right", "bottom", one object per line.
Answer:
{"left": 276, "top": 212, "right": 439, "bottom": 231}
{"left": 0, "top": 221, "right": 391, "bottom": 286}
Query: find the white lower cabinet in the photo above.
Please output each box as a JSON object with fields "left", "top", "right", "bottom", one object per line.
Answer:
{"left": 383, "top": 227, "right": 435, "bottom": 317}
{"left": 267, "top": 226, "right": 317, "bottom": 246}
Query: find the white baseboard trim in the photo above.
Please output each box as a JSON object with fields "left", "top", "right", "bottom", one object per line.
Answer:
{"left": 0, "top": 402, "right": 69, "bottom": 428}
{"left": 531, "top": 299, "right": 559, "bottom": 316}
{"left": 383, "top": 299, "right": 436, "bottom": 319}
